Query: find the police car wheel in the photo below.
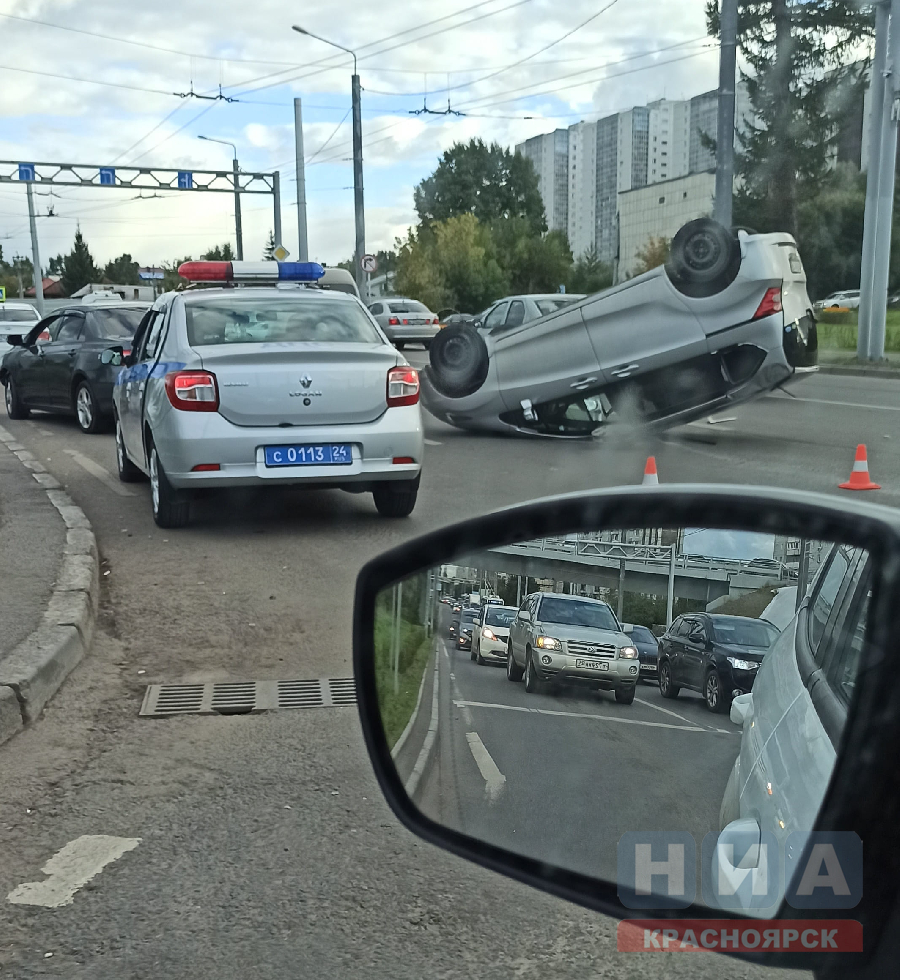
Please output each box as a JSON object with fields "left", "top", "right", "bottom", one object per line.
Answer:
{"left": 373, "top": 477, "right": 419, "bottom": 518}
{"left": 149, "top": 445, "right": 191, "bottom": 528}
{"left": 115, "top": 415, "right": 142, "bottom": 483}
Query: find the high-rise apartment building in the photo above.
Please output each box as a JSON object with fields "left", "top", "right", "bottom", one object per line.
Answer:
{"left": 515, "top": 128, "right": 569, "bottom": 233}
{"left": 567, "top": 120, "right": 597, "bottom": 260}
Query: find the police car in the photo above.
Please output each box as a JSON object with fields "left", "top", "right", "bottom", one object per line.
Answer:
{"left": 105, "top": 260, "right": 423, "bottom": 528}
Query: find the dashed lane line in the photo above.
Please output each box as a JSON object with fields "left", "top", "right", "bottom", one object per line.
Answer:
{"left": 63, "top": 449, "right": 135, "bottom": 497}
{"left": 453, "top": 699, "right": 712, "bottom": 733}
{"left": 465, "top": 732, "right": 507, "bottom": 802}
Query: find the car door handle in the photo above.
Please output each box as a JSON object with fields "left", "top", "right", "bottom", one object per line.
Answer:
{"left": 611, "top": 363, "right": 640, "bottom": 378}
{"left": 569, "top": 376, "right": 598, "bottom": 390}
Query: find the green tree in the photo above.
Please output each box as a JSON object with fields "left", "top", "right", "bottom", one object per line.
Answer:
{"left": 490, "top": 218, "right": 573, "bottom": 294}
{"left": 102, "top": 253, "right": 140, "bottom": 284}
{"left": 263, "top": 231, "right": 276, "bottom": 260}
{"left": 161, "top": 256, "right": 192, "bottom": 292}
{"left": 632, "top": 235, "right": 670, "bottom": 277}
{"left": 568, "top": 246, "right": 613, "bottom": 294}
{"left": 46, "top": 253, "right": 66, "bottom": 276}
{"left": 201, "top": 243, "right": 235, "bottom": 261}
{"left": 0, "top": 251, "right": 33, "bottom": 297}
{"left": 414, "top": 138, "right": 546, "bottom": 235}
{"left": 61, "top": 227, "right": 99, "bottom": 296}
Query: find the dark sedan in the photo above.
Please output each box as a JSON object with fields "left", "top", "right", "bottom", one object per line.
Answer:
{"left": 1, "top": 304, "right": 147, "bottom": 433}
{"left": 456, "top": 609, "right": 480, "bottom": 651}
{"left": 657, "top": 612, "right": 780, "bottom": 712}
{"left": 624, "top": 623, "right": 660, "bottom": 680}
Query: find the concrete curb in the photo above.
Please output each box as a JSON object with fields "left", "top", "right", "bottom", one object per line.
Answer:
{"left": 404, "top": 647, "right": 441, "bottom": 803}
{"left": 0, "top": 425, "right": 99, "bottom": 745}
{"left": 818, "top": 363, "right": 900, "bottom": 380}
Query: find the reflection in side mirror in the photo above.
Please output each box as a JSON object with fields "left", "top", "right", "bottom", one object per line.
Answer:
{"left": 357, "top": 493, "right": 881, "bottom": 925}
{"left": 100, "top": 347, "right": 123, "bottom": 366}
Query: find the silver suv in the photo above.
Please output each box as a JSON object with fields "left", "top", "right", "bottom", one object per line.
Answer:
{"left": 507, "top": 592, "right": 640, "bottom": 704}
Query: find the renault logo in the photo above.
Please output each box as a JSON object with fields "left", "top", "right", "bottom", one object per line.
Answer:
{"left": 300, "top": 375, "right": 313, "bottom": 388}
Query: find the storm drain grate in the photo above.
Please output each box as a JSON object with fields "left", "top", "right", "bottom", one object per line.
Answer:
{"left": 139, "top": 678, "right": 356, "bottom": 718}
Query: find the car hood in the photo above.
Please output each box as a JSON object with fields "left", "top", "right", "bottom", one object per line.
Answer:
{"left": 715, "top": 643, "right": 769, "bottom": 662}
{"left": 536, "top": 624, "right": 627, "bottom": 645}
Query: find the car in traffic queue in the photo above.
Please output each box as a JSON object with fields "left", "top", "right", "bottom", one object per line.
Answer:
{"left": 657, "top": 612, "right": 781, "bottom": 712}
{"left": 456, "top": 607, "right": 480, "bottom": 651}
{"left": 473, "top": 292, "right": 587, "bottom": 337}
{"left": 1, "top": 303, "right": 147, "bottom": 433}
{"left": 622, "top": 622, "right": 660, "bottom": 680}
{"left": 470, "top": 604, "right": 517, "bottom": 665}
{"left": 422, "top": 218, "right": 818, "bottom": 437}
{"left": 105, "top": 260, "right": 424, "bottom": 529}
{"left": 367, "top": 297, "right": 442, "bottom": 350}
{"left": 0, "top": 302, "right": 41, "bottom": 357}
{"left": 507, "top": 592, "right": 640, "bottom": 704}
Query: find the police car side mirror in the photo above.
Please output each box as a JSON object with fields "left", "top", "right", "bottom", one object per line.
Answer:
{"left": 353, "top": 486, "right": 900, "bottom": 976}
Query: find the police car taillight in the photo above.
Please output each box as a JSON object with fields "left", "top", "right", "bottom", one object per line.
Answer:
{"left": 387, "top": 366, "right": 419, "bottom": 407}
{"left": 753, "top": 286, "right": 783, "bottom": 319}
{"left": 177, "top": 260, "right": 325, "bottom": 283}
{"left": 164, "top": 371, "right": 219, "bottom": 412}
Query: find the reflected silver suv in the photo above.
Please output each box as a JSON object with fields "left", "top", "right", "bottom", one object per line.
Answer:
{"left": 507, "top": 592, "right": 640, "bottom": 704}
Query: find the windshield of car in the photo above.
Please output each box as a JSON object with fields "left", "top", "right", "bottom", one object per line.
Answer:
{"left": 185, "top": 297, "right": 382, "bottom": 345}
{"left": 0, "top": 307, "right": 38, "bottom": 322}
{"left": 538, "top": 597, "right": 618, "bottom": 630}
{"left": 388, "top": 301, "right": 429, "bottom": 314}
{"left": 90, "top": 308, "right": 144, "bottom": 338}
{"left": 484, "top": 607, "right": 516, "bottom": 627}
{"left": 534, "top": 297, "right": 579, "bottom": 315}
{"left": 712, "top": 619, "right": 779, "bottom": 648}
{"left": 460, "top": 610, "right": 479, "bottom": 625}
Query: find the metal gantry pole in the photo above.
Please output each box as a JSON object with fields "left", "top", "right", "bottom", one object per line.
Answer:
{"left": 25, "top": 182, "right": 44, "bottom": 317}
{"left": 294, "top": 98, "right": 309, "bottom": 262}
{"left": 666, "top": 545, "right": 676, "bottom": 627}
{"left": 714, "top": 0, "right": 738, "bottom": 227}
{"left": 232, "top": 157, "right": 244, "bottom": 261}
{"left": 351, "top": 73, "right": 366, "bottom": 294}
{"left": 272, "top": 171, "right": 283, "bottom": 250}
{"left": 858, "top": 1, "right": 891, "bottom": 359}
{"left": 796, "top": 540, "right": 810, "bottom": 611}
{"left": 617, "top": 558, "right": 626, "bottom": 622}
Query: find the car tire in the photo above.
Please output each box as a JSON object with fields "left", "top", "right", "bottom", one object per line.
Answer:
{"left": 615, "top": 685, "right": 636, "bottom": 705}
{"left": 476, "top": 649, "right": 487, "bottom": 666}
{"left": 115, "top": 415, "right": 143, "bottom": 483}
{"left": 704, "top": 669, "right": 729, "bottom": 713}
{"left": 74, "top": 380, "right": 106, "bottom": 434}
{"left": 659, "top": 660, "right": 680, "bottom": 699}
{"left": 665, "top": 218, "right": 741, "bottom": 298}
{"left": 506, "top": 644, "right": 524, "bottom": 682}
{"left": 149, "top": 444, "right": 191, "bottom": 529}
{"left": 470, "top": 645, "right": 477, "bottom": 662}
{"left": 4, "top": 377, "right": 30, "bottom": 420}
{"left": 428, "top": 323, "right": 490, "bottom": 398}
{"left": 373, "top": 477, "right": 419, "bottom": 518}
{"left": 523, "top": 650, "right": 542, "bottom": 694}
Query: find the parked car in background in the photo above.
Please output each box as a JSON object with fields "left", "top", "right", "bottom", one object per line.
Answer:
{"left": 471, "top": 604, "right": 517, "bottom": 665}
{"left": 368, "top": 297, "right": 441, "bottom": 349}
{"left": 0, "top": 302, "right": 42, "bottom": 357}
{"left": 474, "top": 293, "right": 586, "bottom": 337}
{"left": 657, "top": 612, "right": 781, "bottom": 712}
{"left": 623, "top": 623, "right": 660, "bottom": 680}
{"left": 1, "top": 304, "right": 147, "bottom": 433}
{"left": 814, "top": 289, "right": 860, "bottom": 312}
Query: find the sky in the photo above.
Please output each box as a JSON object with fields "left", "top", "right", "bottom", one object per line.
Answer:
{"left": 0, "top": 0, "right": 721, "bottom": 272}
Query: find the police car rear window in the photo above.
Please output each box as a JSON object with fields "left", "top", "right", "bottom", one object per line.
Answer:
{"left": 185, "top": 297, "right": 382, "bottom": 346}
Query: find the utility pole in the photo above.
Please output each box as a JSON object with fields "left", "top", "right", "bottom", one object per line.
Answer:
{"left": 714, "top": 0, "right": 738, "bottom": 227}
{"left": 858, "top": 1, "right": 890, "bottom": 358}
{"left": 272, "top": 171, "right": 283, "bottom": 250}
{"left": 232, "top": 158, "right": 244, "bottom": 261}
{"left": 351, "top": 72, "right": 366, "bottom": 294}
{"left": 25, "top": 182, "right": 44, "bottom": 316}
{"left": 294, "top": 98, "right": 309, "bottom": 262}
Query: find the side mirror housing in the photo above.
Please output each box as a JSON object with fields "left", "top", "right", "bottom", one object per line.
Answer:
{"left": 517, "top": 609, "right": 531, "bottom": 623}
{"left": 5, "top": 334, "right": 23, "bottom": 347}
{"left": 100, "top": 346, "right": 124, "bottom": 366}
{"left": 730, "top": 693, "right": 753, "bottom": 726}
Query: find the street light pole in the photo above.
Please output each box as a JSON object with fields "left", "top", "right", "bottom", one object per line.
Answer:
{"left": 198, "top": 135, "right": 243, "bottom": 260}
{"left": 294, "top": 26, "right": 365, "bottom": 292}
{"left": 714, "top": 0, "right": 738, "bottom": 228}
{"left": 25, "top": 181, "right": 44, "bottom": 316}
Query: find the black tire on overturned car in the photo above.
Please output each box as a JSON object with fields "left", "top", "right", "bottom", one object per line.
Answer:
{"left": 664, "top": 217, "right": 742, "bottom": 299}
{"left": 427, "top": 323, "right": 490, "bottom": 398}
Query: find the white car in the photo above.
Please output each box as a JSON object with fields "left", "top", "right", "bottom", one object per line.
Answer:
{"left": 814, "top": 289, "right": 860, "bottom": 311}
{"left": 474, "top": 293, "right": 587, "bottom": 337}
{"left": 0, "top": 302, "right": 41, "bottom": 356}
{"left": 714, "top": 542, "right": 870, "bottom": 912}
{"left": 470, "top": 604, "right": 518, "bottom": 665}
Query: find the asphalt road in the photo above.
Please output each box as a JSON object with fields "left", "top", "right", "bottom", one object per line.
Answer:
{"left": 2, "top": 366, "right": 895, "bottom": 979}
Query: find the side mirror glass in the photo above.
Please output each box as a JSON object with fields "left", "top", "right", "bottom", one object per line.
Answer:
{"left": 100, "top": 346, "right": 124, "bottom": 366}
{"left": 354, "top": 488, "right": 890, "bottom": 940}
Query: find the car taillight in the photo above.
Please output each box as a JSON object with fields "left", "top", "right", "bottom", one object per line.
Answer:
{"left": 753, "top": 286, "right": 783, "bottom": 319}
{"left": 164, "top": 370, "right": 219, "bottom": 411}
{"left": 38, "top": 330, "right": 50, "bottom": 341}
{"left": 387, "top": 366, "right": 419, "bottom": 407}
{"left": 388, "top": 316, "right": 400, "bottom": 325}
{"left": 122, "top": 349, "right": 132, "bottom": 358}
{"left": 402, "top": 318, "right": 409, "bottom": 325}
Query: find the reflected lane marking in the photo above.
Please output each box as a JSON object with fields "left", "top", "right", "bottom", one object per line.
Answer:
{"left": 453, "top": 699, "right": 711, "bottom": 733}
{"left": 466, "top": 732, "right": 506, "bottom": 802}
{"left": 63, "top": 449, "right": 135, "bottom": 496}
{"left": 8, "top": 835, "right": 140, "bottom": 908}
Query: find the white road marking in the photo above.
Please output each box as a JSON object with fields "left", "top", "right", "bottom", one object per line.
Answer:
{"left": 466, "top": 732, "right": 507, "bottom": 802}
{"left": 635, "top": 696, "right": 698, "bottom": 727}
{"left": 63, "top": 449, "right": 135, "bottom": 496}
{"left": 424, "top": 438, "right": 441, "bottom": 446}
{"left": 454, "top": 699, "right": 709, "bottom": 733}
{"left": 766, "top": 394, "right": 900, "bottom": 413}
{"left": 7, "top": 835, "right": 140, "bottom": 908}
{"left": 38, "top": 428, "right": 55, "bottom": 437}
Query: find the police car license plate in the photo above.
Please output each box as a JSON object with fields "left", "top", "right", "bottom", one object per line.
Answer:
{"left": 575, "top": 659, "right": 608, "bottom": 670}
{"left": 264, "top": 444, "right": 352, "bottom": 467}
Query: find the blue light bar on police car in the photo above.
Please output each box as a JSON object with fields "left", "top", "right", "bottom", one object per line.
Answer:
{"left": 177, "top": 260, "right": 325, "bottom": 283}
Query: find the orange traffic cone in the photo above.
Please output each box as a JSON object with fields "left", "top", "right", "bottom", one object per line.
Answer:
{"left": 642, "top": 456, "right": 659, "bottom": 486}
{"left": 839, "top": 444, "right": 880, "bottom": 491}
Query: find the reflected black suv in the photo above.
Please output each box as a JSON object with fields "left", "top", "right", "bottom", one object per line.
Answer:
{"left": 657, "top": 613, "right": 780, "bottom": 712}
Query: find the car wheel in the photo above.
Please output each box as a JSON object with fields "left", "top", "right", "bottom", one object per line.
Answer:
{"left": 428, "top": 323, "right": 490, "bottom": 398}
{"left": 74, "top": 380, "right": 105, "bottom": 434}
{"left": 149, "top": 444, "right": 191, "bottom": 529}
{"left": 470, "top": 644, "right": 476, "bottom": 662}
{"left": 704, "top": 669, "right": 729, "bottom": 713}
{"left": 4, "top": 377, "right": 30, "bottom": 420}
{"left": 506, "top": 644, "right": 524, "bottom": 682}
{"left": 659, "top": 661, "right": 680, "bottom": 699}
{"left": 523, "top": 650, "right": 542, "bottom": 694}
{"left": 615, "top": 686, "right": 636, "bottom": 705}
{"left": 115, "top": 415, "right": 143, "bottom": 483}
{"left": 476, "top": 649, "right": 486, "bottom": 666}
{"left": 373, "top": 477, "right": 419, "bottom": 518}
{"left": 665, "top": 217, "right": 741, "bottom": 298}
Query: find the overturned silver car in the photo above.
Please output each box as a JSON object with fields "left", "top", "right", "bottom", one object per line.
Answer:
{"left": 422, "top": 219, "right": 817, "bottom": 437}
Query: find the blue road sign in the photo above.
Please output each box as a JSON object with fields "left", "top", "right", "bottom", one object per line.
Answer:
{"left": 177, "top": 171, "right": 193, "bottom": 189}
{"left": 18, "top": 163, "right": 35, "bottom": 181}
{"left": 99, "top": 167, "right": 116, "bottom": 185}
